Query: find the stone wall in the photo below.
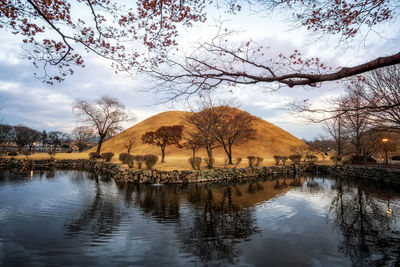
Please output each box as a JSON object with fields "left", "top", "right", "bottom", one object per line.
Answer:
{"left": 0, "top": 158, "right": 296, "bottom": 184}
{"left": 316, "top": 165, "right": 400, "bottom": 187}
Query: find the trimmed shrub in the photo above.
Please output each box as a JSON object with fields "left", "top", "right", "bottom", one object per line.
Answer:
{"left": 8, "top": 151, "right": 18, "bottom": 156}
{"left": 281, "top": 156, "right": 288, "bottom": 166}
{"left": 305, "top": 154, "right": 318, "bottom": 164}
{"left": 125, "top": 154, "right": 134, "bottom": 168}
{"left": 188, "top": 157, "right": 202, "bottom": 170}
{"left": 330, "top": 156, "right": 342, "bottom": 165}
{"left": 22, "top": 150, "right": 31, "bottom": 160}
{"left": 289, "top": 154, "right": 301, "bottom": 164}
{"left": 351, "top": 155, "right": 377, "bottom": 164}
{"left": 89, "top": 152, "right": 102, "bottom": 159}
{"left": 119, "top": 153, "right": 130, "bottom": 164}
{"left": 392, "top": 155, "right": 400, "bottom": 160}
{"left": 48, "top": 150, "right": 56, "bottom": 160}
{"left": 273, "top": 155, "right": 281, "bottom": 166}
{"left": 224, "top": 158, "right": 229, "bottom": 168}
{"left": 255, "top": 157, "right": 263, "bottom": 166}
{"left": 204, "top": 157, "right": 214, "bottom": 169}
{"left": 234, "top": 157, "right": 242, "bottom": 168}
{"left": 134, "top": 155, "right": 145, "bottom": 169}
{"left": 247, "top": 156, "right": 256, "bottom": 167}
{"left": 101, "top": 152, "right": 114, "bottom": 162}
{"left": 143, "top": 154, "right": 158, "bottom": 170}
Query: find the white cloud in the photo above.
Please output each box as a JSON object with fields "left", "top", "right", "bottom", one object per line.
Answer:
{"left": 0, "top": 4, "right": 398, "bottom": 139}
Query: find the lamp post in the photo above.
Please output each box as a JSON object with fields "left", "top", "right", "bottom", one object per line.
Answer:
{"left": 32, "top": 142, "right": 36, "bottom": 154}
{"left": 382, "top": 138, "right": 389, "bottom": 166}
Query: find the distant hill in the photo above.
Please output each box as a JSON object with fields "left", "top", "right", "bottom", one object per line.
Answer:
{"left": 94, "top": 109, "right": 307, "bottom": 162}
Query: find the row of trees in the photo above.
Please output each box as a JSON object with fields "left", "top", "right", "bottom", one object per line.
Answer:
{"left": 0, "top": 95, "right": 132, "bottom": 153}
{"left": 139, "top": 100, "right": 257, "bottom": 168}
{"left": 184, "top": 101, "right": 256, "bottom": 168}
{"left": 0, "top": 123, "right": 99, "bottom": 152}
{"left": 298, "top": 65, "right": 400, "bottom": 164}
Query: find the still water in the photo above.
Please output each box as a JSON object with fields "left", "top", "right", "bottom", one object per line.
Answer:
{"left": 0, "top": 170, "right": 399, "bottom": 266}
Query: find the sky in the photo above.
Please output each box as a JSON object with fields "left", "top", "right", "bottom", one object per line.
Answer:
{"left": 0, "top": 3, "right": 399, "bottom": 140}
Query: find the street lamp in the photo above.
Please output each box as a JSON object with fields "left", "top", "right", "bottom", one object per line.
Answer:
{"left": 382, "top": 138, "right": 389, "bottom": 166}
{"left": 32, "top": 142, "right": 36, "bottom": 154}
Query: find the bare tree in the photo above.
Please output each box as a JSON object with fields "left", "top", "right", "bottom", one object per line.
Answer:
{"left": 1, "top": 1, "right": 398, "bottom": 87}
{"left": 48, "top": 131, "right": 66, "bottom": 147}
{"left": 0, "top": 124, "right": 12, "bottom": 147}
{"left": 0, "top": 0, "right": 208, "bottom": 84}
{"left": 74, "top": 96, "right": 131, "bottom": 154}
{"left": 340, "top": 91, "right": 371, "bottom": 161}
{"left": 324, "top": 114, "right": 346, "bottom": 158}
{"left": 72, "top": 126, "right": 95, "bottom": 152}
{"left": 185, "top": 101, "right": 223, "bottom": 168}
{"left": 214, "top": 106, "right": 256, "bottom": 164}
{"left": 13, "top": 125, "right": 40, "bottom": 151}
{"left": 124, "top": 137, "right": 136, "bottom": 154}
{"left": 303, "top": 136, "right": 336, "bottom": 160}
{"left": 182, "top": 136, "right": 202, "bottom": 159}
{"left": 350, "top": 65, "right": 400, "bottom": 129}
{"left": 142, "top": 125, "right": 184, "bottom": 163}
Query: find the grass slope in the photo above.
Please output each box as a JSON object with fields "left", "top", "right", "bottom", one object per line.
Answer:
{"left": 92, "top": 109, "right": 307, "bottom": 170}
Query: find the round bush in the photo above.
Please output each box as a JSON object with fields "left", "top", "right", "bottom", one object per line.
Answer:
{"left": 289, "top": 154, "right": 302, "bottom": 164}
{"left": 48, "top": 150, "right": 56, "bottom": 160}
{"left": 273, "top": 155, "right": 281, "bottom": 166}
{"left": 144, "top": 154, "right": 158, "bottom": 170}
{"left": 134, "top": 155, "right": 145, "bottom": 169}
{"left": 188, "top": 157, "right": 202, "bottom": 170}
{"left": 305, "top": 154, "right": 318, "bottom": 163}
{"left": 247, "top": 156, "right": 256, "bottom": 167}
{"left": 255, "top": 157, "right": 264, "bottom": 166}
{"left": 101, "top": 152, "right": 114, "bottom": 162}
{"left": 8, "top": 151, "right": 18, "bottom": 156}
{"left": 89, "top": 152, "right": 102, "bottom": 159}
{"left": 119, "top": 153, "right": 130, "bottom": 164}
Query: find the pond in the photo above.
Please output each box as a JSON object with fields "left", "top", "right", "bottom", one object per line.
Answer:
{"left": 0, "top": 170, "right": 399, "bottom": 266}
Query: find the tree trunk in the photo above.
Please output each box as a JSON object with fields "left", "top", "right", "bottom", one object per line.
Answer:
{"left": 206, "top": 148, "right": 213, "bottom": 168}
{"left": 161, "top": 146, "right": 165, "bottom": 163}
{"left": 96, "top": 135, "right": 105, "bottom": 154}
{"left": 192, "top": 149, "right": 196, "bottom": 159}
{"left": 227, "top": 143, "right": 233, "bottom": 164}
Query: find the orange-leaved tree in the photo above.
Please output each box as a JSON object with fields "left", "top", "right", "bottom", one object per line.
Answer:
{"left": 142, "top": 125, "right": 184, "bottom": 163}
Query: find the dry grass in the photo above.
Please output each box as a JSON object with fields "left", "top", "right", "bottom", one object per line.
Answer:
{"left": 91, "top": 110, "right": 309, "bottom": 165}
{"left": 7, "top": 109, "right": 317, "bottom": 170}
{"left": 12, "top": 152, "right": 90, "bottom": 160}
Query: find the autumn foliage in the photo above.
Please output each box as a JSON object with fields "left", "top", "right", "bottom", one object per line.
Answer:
{"left": 142, "top": 125, "right": 183, "bottom": 162}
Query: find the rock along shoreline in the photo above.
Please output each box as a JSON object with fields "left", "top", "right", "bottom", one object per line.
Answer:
{"left": 0, "top": 158, "right": 298, "bottom": 184}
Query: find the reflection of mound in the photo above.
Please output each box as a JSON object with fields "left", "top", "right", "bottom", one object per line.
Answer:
{"left": 93, "top": 109, "right": 307, "bottom": 159}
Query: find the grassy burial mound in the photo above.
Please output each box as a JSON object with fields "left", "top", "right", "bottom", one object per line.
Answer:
{"left": 94, "top": 108, "right": 308, "bottom": 170}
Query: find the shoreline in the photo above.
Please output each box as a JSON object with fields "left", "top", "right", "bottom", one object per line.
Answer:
{"left": 0, "top": 158, "right": 298, "bottom": 184}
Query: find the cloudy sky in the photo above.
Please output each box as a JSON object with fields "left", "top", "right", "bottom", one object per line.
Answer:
{"left": 0, "top": 4, "right": 399, "bottom": 140}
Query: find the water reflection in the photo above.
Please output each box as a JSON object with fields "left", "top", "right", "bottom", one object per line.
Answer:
{"left": 1, "top": 170, "right": 400, "bottom": 266}
{"left": 328, "top": 178, "right": 400, "bottom": 266}
{"left": 64, "top": 174, "right": 122, "bottom": 241}
{"left": 177, "top": 186, "right": 258, "bottom": 264}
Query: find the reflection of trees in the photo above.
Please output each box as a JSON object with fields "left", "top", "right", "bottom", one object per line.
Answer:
{"left": 138, "top": 184, "right": 180, "bottom": 222}
{"left": 305, "top": 177, "right": 322, "bottom": 193}
{"left": 247, "top": 181, "right": 264, "bottom": 194}
{"left": 120, "top": 183, "right": 181, "bottom": 222}
{"left": 177, "top": 186, "right": 259, "bottom": 264}
{"left": 64, "top": 175, "right": 121, "bottom": 239}
{"left": 329, "top": 178, "right": 400, "bottom": 266}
